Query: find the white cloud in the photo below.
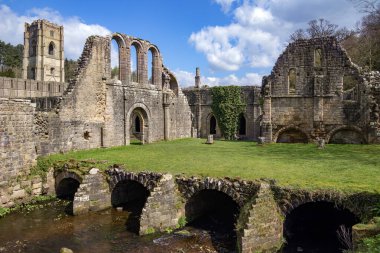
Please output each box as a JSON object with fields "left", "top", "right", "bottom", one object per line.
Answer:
{"left": 213, "top": 0, "right": 237, "bottom": 13}
{"left": 234, "top": 5, "right": 273, "bottom": 26}
{"left": 173, "top": 69, "right": 262, "bottom": 87}
{"left": 189, "top": 4, "right": 283, "bottom": 72}
{"left": 0, "top": 5, "right": 111, "bottom": 60}
{"left": 189, "top": 0, "right": 365, "bottom": 73}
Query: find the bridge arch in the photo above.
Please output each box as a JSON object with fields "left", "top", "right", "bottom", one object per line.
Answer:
{"left": 185, "top": 188, "right": 240, "bottom": 251}
{"left": 55, "top": 171, "right": 82, "bottom": 200}
{"left": 107, "top": 170, "right": 162, "bottom": 233}
{"left": 274, "top": 125, "right": 310, "bottom": 143}
{"left": 326, "top": 125, "right": 366, "bottom": 144}
{"left": 282, "top": 200, "right": 359, "bottom": 252}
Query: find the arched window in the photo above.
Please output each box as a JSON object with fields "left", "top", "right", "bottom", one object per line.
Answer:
{"left": 314, "top": 48, "right": 322, "bottom": 67}
{"left": 210, "top": 115, "right": 217, "bottom": 135}
{"left": 48, "top": 42, "right": 55, "bottom": 55}
{"left": 238, "top": 114, "right": 246, "bottom": 135}
{"left": 135, "top": 116, "right": 141, "bottom": 133}
{"left": 30, "top": 67, "right": 35, "bottom": 80}
{"left": 288, "top": 68, "right": 296, "bottom": 93}
{"left": 30, "top": 40, "right": 36, "bottom": 57}
{"left": 111, "top": 39, "right": 120, "bottom": 79}
{"left": 130, "top": 43, "right": 139, "bottom": 83}
{"left": 148, "top": 48, "right": 154, "bottom": 84}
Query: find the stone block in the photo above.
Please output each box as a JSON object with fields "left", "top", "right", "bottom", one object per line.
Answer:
{"left": 11, "top": 189, "right": 26, "bottom": 199}
{"left": 32, "top": 182, "right": 42, "bottom": 189}
{"left": 20, "top": 180, "right": 31, "bottom": 188}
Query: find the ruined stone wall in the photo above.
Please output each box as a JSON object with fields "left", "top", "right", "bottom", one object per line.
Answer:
{"left": 0, "top": 77, "right": 67, "bottom": 98}
{"left": 33, "top": 36, "right": 109, "bottom": 154}
{"left": 183, "top": 86, "right": 261, "bottom": 140}
{"left": 0, "top": 99, "right": 56, "bottom": 207}
{"left": 0, "top": 99, "right": 37, "bottom": 180}
{"left": 168, "top": 89, "right": 192, "bottom": 140}
{"left": 104, "top": 81, "right": 125, "bottom": 147}
{"left": 263, "top": 37, "right": 376, "bottom": 143}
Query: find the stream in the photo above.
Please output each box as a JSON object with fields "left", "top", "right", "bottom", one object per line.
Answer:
{"left": 0, "top": 200, "right": 236, "bottom": 253}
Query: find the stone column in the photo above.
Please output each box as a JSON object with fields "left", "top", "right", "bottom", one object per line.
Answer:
{"left": 313, "top": 75, "right": 324, "bottom": 122}
{"left": 163, "top": 93, "right": 170, "bottom": 141}
{"left": 119, "top": 46, "right": 128, "bottom": 82}
{"left": 22, "top": 24, "right": 29, "bottom": 79}
{"left": 261, "top": 81, "right": 272, "bottom": 142}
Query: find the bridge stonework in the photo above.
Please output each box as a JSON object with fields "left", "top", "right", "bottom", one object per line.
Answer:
{"left": 106, "top": 169, "right": 183, "bottom": 235}
{"left": 238, "top": 183, "right": 283, "bottom": 253}
{"left": 72, "top": 169, "right": 111, "bottom": 215}
{"left": 139, "top": 173, "right": 183, "bottom": 235}
{"left": 52, "top": 168, "right": 380, "bottom": 253}
{"left": 176, "top": 176, "right": 260, "bottom": 206}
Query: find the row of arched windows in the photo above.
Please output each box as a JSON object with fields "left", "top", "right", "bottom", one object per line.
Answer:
{"left": 111, "top": 35, "right": 159, "bottom": 85}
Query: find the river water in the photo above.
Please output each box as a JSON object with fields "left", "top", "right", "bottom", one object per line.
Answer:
{"left": 0, "top": 200, "right": 236, "bottom": 253}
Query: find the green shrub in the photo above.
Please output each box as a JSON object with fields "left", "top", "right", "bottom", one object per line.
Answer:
{"left": 0, "top": 207, "right": 10, "bottom": 218}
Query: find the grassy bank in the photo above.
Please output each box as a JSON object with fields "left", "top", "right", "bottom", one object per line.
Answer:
{"left": 40, "top": 138, "right": 380, "bottom": 193}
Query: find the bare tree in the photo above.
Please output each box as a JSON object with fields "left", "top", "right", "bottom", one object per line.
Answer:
{"left": 289, "top": 28, "right": 307, "bottom": 41}
{"left": 289, "top": 19, "right": 352, "bottom": 42}
{"left": 350, "top": 0, "right": 379, "bottom": 13}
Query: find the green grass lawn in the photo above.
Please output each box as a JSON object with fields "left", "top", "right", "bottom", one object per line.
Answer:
{"left": 43, "top": 138, "right": 380, "bottom": 193}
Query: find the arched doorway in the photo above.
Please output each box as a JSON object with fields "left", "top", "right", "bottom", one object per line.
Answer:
{"left": 210, "top": 115, "right": 217, "bottom": 135}
{"left": 276, "top": 128, "right": 308, "bottom": 143}
{"left": 111, "top": 180, "right": 150, "bottom": 233}
{"left": 185, "top": 189, "right": 240, "bottom": 251}
{"left": 129, "top": 106, "right": 149, "bottom": 144}
{"left": 238, "top": 114, "right": 246, "bottom": 136}
{"left": 282, "top": 201, "right": 359, "bottom": 252}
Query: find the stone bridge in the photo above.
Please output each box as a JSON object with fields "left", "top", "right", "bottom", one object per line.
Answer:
{"left": 54, "top": 168, "right": 380, "bottom": 253}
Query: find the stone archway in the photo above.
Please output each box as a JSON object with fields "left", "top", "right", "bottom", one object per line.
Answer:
{"left": 282, "top": 201, "right": 359, "bottom": 252}
{"left": 275, "top": 126, "right": 309, "bottom": 143}
{"left": 125, "top": 103, "right": 151, "bottom": 145}
{"left": 55, "top": 171, "right": 82, "bottom": 200}
{"left": 185, "top": 189, "right": 240, "bottom": 252}
{"left": 327, "top": 126, "right": 366, "bottom": 144}
{"left": 111, "top": 179, "right": 150, "bottom": 233}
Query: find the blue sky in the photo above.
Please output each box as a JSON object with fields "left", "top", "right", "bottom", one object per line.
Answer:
{"left": 0, "top": 0, "right": 365, "bottom": 87}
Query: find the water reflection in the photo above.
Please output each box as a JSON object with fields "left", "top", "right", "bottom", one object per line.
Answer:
{"left": 0, "top": 200, "right": 235, "bottom": 253}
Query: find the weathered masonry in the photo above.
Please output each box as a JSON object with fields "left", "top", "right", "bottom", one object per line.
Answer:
{"left": 0, "top": 20, "right": 191, "bottom": 208}
{"left": 183, "top": 73, "right": 262, "bottom": 140}
{"left": 53, "top": 167, "right": 380, "bottom": 253}
{"left": 183, "top": 38, "right": 380, "bottom": 143}
{"left": 261, "top": 37, "right": 380, "bottom": 144}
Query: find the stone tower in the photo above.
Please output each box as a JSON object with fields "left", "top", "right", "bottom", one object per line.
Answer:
{"left": 22, "top": 19, "right": 65, "bottom": 82}
{"left": 195, "top": 67, "right": 201, "bottom": 88}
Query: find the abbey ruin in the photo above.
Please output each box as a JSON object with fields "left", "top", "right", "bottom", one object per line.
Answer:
{"left": 0, "top": 19, "right": 380, "bottom": 252}
{"left": 1, "top": 20, "right": 380, "bottom": 202}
